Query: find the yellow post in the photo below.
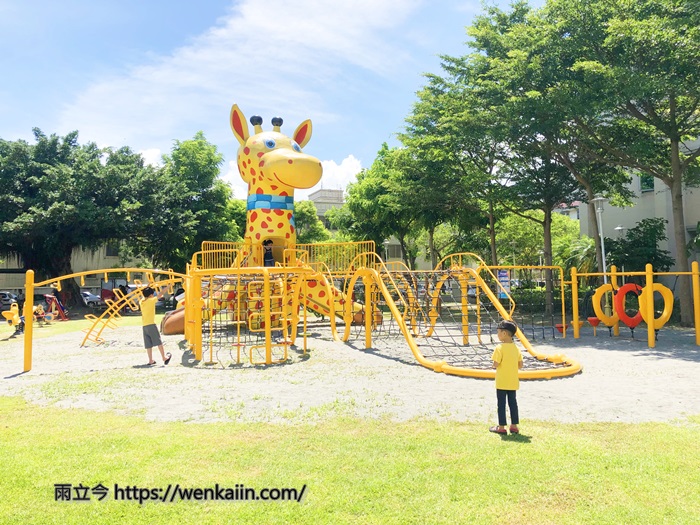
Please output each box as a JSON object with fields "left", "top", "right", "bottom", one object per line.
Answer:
{"left": 264, "top": 270, "right": 272, "bottom": 364}
{"left": 364, "top": 276, "right": 372, "bottom": 350}
{"left": 571, "top": 267, "right": 580, "bottom": 339}
{"left": 193, "top": 272, "right": 203, "bottom": 361}
{"left": 693, "top": 262, "right": 700, "bottom": 346}
{"left": 645, "top": 263, "right": 655, "bottom": 349}
{"left": 560, "top": 267, "right": 567, "bottom": 339}
{"left": 23, "top": 270, "right": 35, "bottom": 372}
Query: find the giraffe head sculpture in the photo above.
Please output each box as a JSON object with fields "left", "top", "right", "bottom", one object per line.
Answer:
{"left": 230, "top": 104, "right": 323, "bottom": 265}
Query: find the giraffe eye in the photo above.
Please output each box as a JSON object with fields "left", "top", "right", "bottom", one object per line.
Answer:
{"left": 264, "top": 139, "right": 276, "bottom": 149}
{"left": 291, "top": 140, "right": 301, "bottom": 153}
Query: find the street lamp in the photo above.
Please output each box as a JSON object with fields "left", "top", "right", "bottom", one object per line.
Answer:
{"left": 614, "top": 225, "right": 627, "bottom": 284}
{"left": 383, "top": 239, "right": 390, "bottom": 261}
{"left": 592, "top": 195, "right": 608, "bottom": 283}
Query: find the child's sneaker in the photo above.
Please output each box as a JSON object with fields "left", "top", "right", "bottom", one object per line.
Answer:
{"left": 489, "top": 426, "right": 507, "bottom": 435}
{"left": 509, "top": 425, "right": 519, "bottom": 434}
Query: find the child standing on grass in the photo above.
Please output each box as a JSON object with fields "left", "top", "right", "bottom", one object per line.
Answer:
{"left": 490, "top": 319, "right": 523, "bottom": 435}
{"left": 140, "top": 286, "right": 171, "bottom": 367}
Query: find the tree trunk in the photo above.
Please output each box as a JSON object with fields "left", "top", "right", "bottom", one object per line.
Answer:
{"left": 428, "top": 226, "right": 437, "bottom": 269}
{"left": 51, "top": 243, "right": 81, "bottom": 308}
{"left": 543, "top": 208, "right": 554, "bottom": 315}
{"left": 669, "top": 142, "right": 692, "bottom": 326}
{"left": 488, "top": 199, "right": 497, "bottom": 265}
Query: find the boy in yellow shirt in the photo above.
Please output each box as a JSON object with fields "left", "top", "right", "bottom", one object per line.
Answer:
{"left": 141, "top": 286, "right": 171, "bottom": 366}
{"left": 490, "top": 320, "right": 523, "bottom": 435}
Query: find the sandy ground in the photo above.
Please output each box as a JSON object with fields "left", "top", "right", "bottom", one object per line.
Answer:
{"left": 1, "top": 321, "right": 699, "bottom": 425}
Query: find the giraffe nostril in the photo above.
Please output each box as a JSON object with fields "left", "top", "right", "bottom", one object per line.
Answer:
{"left": 288, "top": 160, "right": 293, "bottom": 164}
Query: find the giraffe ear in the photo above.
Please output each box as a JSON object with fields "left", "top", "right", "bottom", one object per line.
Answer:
{"left": 230, "top": 104, "right": 249, "bottom": 145}
{"left": 292, "top": 119, "right": 313, "bottom": 148}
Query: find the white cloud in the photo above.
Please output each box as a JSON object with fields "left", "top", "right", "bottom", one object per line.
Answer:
{"left": 139, "top": 148, "right": 163, "bottom": 167}
{"left": 56, "top": 0, "right": 423, "bottom": 163}
{"left": 222, "top": 160, "right": 249, "bottom": 200}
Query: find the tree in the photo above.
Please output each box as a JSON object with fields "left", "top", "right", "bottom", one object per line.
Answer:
{"left": 401, "top": 74, "right": 495, "bottom": 266}
{"left": 294, "top": 200, "right": 330, "bottom": 244}
{"left": 124, "top": 132, "right": 237, "bottom": 271}
{"left": 0, "top": 130, "right": 140, "bottom": 304}
{"left": 606, "top": 218, "right": 675, "bottom": 276}
{"left": 542, "top": 0, "right": 700, "bottom": 324}
{"left": 333, "top": 144, "right": 425, "bottom": 263}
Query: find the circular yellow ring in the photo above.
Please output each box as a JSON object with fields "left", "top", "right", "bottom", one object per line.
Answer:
{"left": 592, "top": 283, "right": 619, "bottom": 327}
{"left": 639, "top": 283, "right": 674, "bottom": 330}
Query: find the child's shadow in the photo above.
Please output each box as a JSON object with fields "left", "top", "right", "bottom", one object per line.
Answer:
{"left": 499, "top": 433, "right": 532, "bottom": 444}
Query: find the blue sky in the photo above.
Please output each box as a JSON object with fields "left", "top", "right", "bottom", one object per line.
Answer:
{"left": 0, "top": 0, "right": 541, "bottom": 200}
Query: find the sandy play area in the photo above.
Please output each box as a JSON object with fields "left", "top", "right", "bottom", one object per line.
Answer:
{"left": 2, "top": 320, "right": 699, "bottom": 425}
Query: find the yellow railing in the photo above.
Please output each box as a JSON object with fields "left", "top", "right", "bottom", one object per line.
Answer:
{"left": 293, "top": 241, "right": 375, "bottom": 273}
{"left": 22, "top": 267, "right": 186, "bottom": 372}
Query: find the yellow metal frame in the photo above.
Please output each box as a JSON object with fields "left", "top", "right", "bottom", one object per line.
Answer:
{"left": 571, "top": 262, "right": 700, "bottom": 348}
{"left": 22, "top": 268, "right": 186, "bottom": 372}
{"left": 20, "top": 244, "right": 585, "bottom": 379}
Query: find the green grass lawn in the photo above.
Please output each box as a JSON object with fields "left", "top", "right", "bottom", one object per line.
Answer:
{"left": 1, "top": 397, "right": 698, "bottom": 525}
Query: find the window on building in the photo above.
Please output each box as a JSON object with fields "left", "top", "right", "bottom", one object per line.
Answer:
{"left": 640, "top": 173, "right": 654, "bottom": 192}
{"left": 105, "top": 240, "right": 120, "bottom": 257}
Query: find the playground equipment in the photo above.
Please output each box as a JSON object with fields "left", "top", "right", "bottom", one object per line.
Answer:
{"left": 2, "top": 303, "right": 24, "bottom": 334}
{"left": 44, "top": 294, "right": 69, "bottom": 321}
{"left": 18, "top": 103, "right": 700, "bottom": 378}
{"left": 570, "top": 263, "right": 697, "bottom": 347}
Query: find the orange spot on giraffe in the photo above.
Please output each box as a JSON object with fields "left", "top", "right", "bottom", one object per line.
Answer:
{"left": 273, "top": 209, "right": 284, "bottom": 216}
{"left": 249, "top": 168, "right": 256, "bottom": 176}
{"left": 244, "top": 147, "right": 250, "bottom": 155}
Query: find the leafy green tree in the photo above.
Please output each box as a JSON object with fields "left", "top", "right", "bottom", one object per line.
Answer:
{"left": 124, "top": 132, "right": 237, "bottom": 271}
{"left": 540, "top": 0, "right": 700, "bottom": 324}
{"left": 0, "top": 130, "right": 140, "bottom": 303}
{"left": 606, "top": 218, "right": 675, "bottom": 276}
{"left": 294, "top": 200, "right": 330, "bottom": 244}
{"left": 332, "top": 144, "right": 425, "bottom": 264}
{"left": 227, "top": 199, "right": 247, "bottom": 241}
{"left": 401, "top": 74, "right": 495, "bottom": 265}
{"left": 466, "top": 0, "right": 634, "bottom": 274}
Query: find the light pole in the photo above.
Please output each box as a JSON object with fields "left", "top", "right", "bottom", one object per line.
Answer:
{"left": 592, "top": 195, "right": 608, "bottom": 284}
{"left": 383, "top": 239, "right": 390, "bottom": 261}
{"left": 615, "top": 225, "right": 627, "bottom": 284}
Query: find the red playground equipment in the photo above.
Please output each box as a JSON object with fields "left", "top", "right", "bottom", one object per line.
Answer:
{"left": 44, "top": 294, "right": 69, "bottom": 321}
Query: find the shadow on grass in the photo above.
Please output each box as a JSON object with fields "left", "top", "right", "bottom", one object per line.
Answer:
{"left": 497, "top": 433, "right": 532, "bottom": 444}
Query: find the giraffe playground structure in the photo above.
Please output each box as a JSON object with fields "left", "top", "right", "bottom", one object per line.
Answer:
{"left": 18, "top": 103, "right": 582, "bottom": 380}
{"left": 230, "top": 103, "right": 323, "bottom": 266}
